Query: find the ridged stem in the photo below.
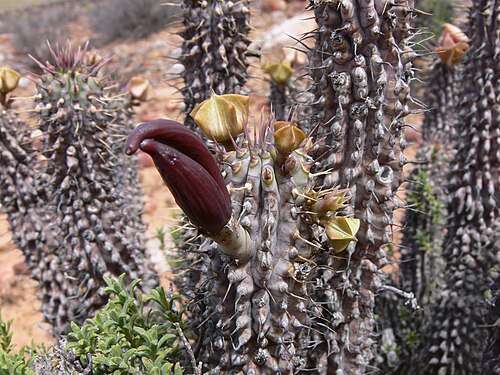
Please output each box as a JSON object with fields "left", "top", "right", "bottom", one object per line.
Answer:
{"left": 209, "top": 217, "right": 253, "bottom": 263}
{"left": 420, "top": 1, "right": 499, "bottom": 373}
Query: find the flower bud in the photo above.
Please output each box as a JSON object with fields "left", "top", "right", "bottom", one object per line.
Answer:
{"left": 128, "top": 76, "right": 154, "bottom": 102}
{"left": 262, "top": 60, "right": 293, "bottom": 85}
{"left": 274, "top": 121, "right": 306, "bottom": 154}
{"left": 325, "top": 217, "right": 360, "bottom": 253}
{"left": 190, "top": 93, "right": 249, "bottom": 148}
{"left": 125, "top": 119, "right": 231, "bottom": 234}
{"left": 437, "top": 23, "right": 469, "bottom": 69}
{"left": 0, "top": 67, "right": 21, "bottom": 94}
{"left": 312, "top": 188, "right": 350, "bottom": 219}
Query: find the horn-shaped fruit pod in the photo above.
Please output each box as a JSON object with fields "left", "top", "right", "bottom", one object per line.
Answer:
{"left": 126, "top": 119, "right": 252, "bottom": 262}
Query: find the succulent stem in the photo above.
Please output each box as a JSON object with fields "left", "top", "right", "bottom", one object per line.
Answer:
{"left": 209, "top": 217, "right": 253, "bottom": 264}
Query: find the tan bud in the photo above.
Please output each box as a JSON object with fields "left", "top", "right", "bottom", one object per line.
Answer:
{"left": 437, "top": 23, "right": 469, "bottom": 69}
{"left": 128, "top": 77, "right": 154, "bottom": 102}
{"left": 274, "top": 121, "right": 306, "bottom": 154}
{"left": 86, "top": 51, "right": 102, "bottom": 66}
{"left": 190, "top": 93, "right": 249, "bottom": 148}
{"left": 325, "top": 217, "right": 360, "bottom": 253}
{"left": 0, "top": 67, "right": 21, "bottom": 94}
{"left": 312, "top": 188, "right": 350, "bottom": 219}
{"left": 262, "top": 60, "right": 293, "bottom": 85}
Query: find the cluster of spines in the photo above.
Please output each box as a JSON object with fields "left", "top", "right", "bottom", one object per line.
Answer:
{"left": 30, "top": 44, "right": 158, "bottom": 336}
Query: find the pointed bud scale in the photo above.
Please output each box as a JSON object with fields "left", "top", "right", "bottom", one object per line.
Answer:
{"left": 437, "top": 23, "right": 469, "bottom": 69}
{"left": 274, "top": 121, "right": 307, "bottom": 154}
{"left": 262, "top": 60, "right": 293, "bottom": 85}
{"left": 325, "top": 217, "right": 360, "bottom": 253}
{"left": 190, "top": 93, "right": 249, "bottom": 148}
{"left": 128, "top": 77, "right": 154, "bottom": 102}
{"left": 85, "top": 50, "right": 102, "bottom": 67}
{"left": 312, "top": 188, "right": 350, "bottom": 219}
{"left": 126, "top": 119, "right": 231, "bottom": 234}
{"left": 0, "top": 67, "right": 21, "bottom": 94}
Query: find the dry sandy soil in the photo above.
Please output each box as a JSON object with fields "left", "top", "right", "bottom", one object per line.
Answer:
{"left": 0, "top": 1, "right": 422, "bottom": 351}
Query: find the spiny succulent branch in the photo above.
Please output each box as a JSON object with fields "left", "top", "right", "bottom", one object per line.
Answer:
{"left": 308, "top": 0, "right": 416, "bottom": 249}
{"left": 419, "top": 1, "right": 499, "bottom": 373}
{"left": 399, "top": 41, "right": 466, "bottom": 286}
{"left": 127, "top": 93, "right": 365, "bottom": 373}
{"left": 179, "top": 0, "right": 253, "bottom": 129}
{"left": 31, "top": 43, "right": 158, "bottom": 337}
{"left": 372, "top": 22, "right": 469, "bottom": 372}
{"left": 305, "top": 1, "right": 418, "bottom": 372}
{"left": 125, "top": 119, "right": 232, "bottom": 236}
{"left": 0, "top": 69, "right": 57, "bottom": 306}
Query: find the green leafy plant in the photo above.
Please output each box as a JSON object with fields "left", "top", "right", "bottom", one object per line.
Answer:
{"left": 0, "top": 311, "right": 41, "bottom": 375}
{"left": 65, "top": 275, "right": 186, "bottom": 374}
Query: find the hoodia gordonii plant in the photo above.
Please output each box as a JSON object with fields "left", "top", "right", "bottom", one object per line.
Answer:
{"left": 420, "top": 0, "right": 499, "bottom": 373}
{"left": 306, "top": 0, "right": 417, "bottom": 372}
{"left": 31, "top": 44, "right": 158, "bottom": 337}
{"left": 372, "top": 23, "right": 470, "bottom": 373}
{"left": 126, "top": 93, "right": 363, "bottom": 373}
{"left": 179, "top": 0, "right": 253, "bottom": 129}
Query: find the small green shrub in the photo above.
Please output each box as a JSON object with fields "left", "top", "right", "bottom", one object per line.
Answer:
{"left": 65, "top": 275, "right": 186, "bottom": 374}
{"left": 22, "top": 275, "right": 191, "bottom": 374}
{"left": 0, "top": 311, "right": 41, "bottom": 375}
